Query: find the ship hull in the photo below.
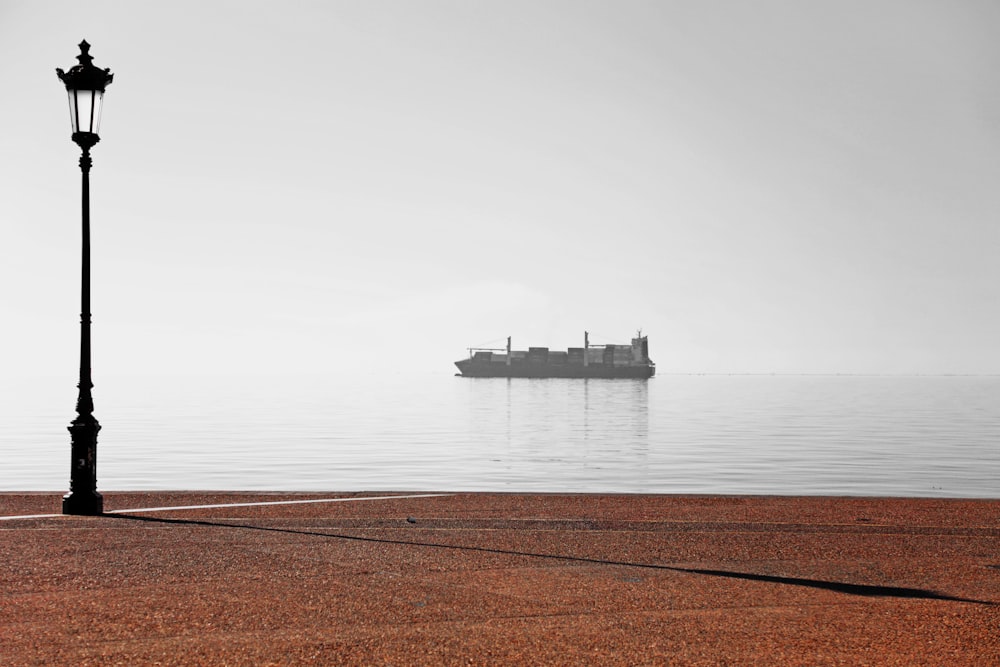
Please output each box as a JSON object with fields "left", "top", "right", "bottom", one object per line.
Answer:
{"left": 455, "top": 360, "right": 654, "bottom": 379}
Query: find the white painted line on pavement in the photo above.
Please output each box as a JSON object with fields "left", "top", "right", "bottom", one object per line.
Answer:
{"left": 0, "top": 493, "right": 454, "bottom": 521}
{"left": 107, "top": 493, "right": 455, "bottom": 514}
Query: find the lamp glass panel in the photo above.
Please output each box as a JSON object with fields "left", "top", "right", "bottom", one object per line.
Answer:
{"left": 92, "top": 90, "right": 104, "bottom": 135}
{"left": 66, "top": 91, "right": 76, "bottom": 133}
{"left": 69, "top": 89, "right": 100, "bottom": 134}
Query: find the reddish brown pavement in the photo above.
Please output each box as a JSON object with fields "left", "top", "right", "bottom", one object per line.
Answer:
{"left": 2, "top": 492, "right": 999, "bottom": 665}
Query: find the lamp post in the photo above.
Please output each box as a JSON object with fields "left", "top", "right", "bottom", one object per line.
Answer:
{"left": 57, "top": 41, "right": 113, "bottom": 515}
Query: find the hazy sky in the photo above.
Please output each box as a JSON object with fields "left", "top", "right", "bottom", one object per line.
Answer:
{"left": 2, "top": 1, "right": 998, "bottom": 378}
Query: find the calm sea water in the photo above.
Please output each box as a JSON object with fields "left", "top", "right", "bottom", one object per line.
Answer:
{"left": 2, "top": 373, "right": 998, "bottom": 497}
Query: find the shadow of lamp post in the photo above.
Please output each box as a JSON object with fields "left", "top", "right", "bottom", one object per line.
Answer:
{"left": 57, "top": 41, "right": 113, "bottom": 516}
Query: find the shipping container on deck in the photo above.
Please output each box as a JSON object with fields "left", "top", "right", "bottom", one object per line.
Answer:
{"left": 527, "top": 347, "right": 549, "bottom": 364}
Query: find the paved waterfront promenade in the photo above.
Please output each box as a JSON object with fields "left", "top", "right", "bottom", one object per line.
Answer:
{"left": 2, "top": 492, "right": 998, "bottom": 665}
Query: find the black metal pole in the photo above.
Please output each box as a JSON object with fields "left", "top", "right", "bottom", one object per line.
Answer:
{"left": 63, "top": 141, "right": 103, "bottom": 515}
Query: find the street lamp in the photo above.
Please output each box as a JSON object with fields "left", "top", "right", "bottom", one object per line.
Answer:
{"left": 56, "top": 40, "right": 113, "bottom": 515}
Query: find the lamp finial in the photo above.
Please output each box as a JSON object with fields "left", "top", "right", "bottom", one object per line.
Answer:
{"left": 77, "top": 40, "right": 93, "bottom": 67}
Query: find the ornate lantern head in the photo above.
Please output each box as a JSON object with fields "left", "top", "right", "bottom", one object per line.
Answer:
{"left": 57, "top": 40, "right": 114, "bottom": 149}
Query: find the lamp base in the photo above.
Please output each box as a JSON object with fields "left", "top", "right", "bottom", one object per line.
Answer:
{"left": 63, "top": 490, "right": 103, "bottom": 515}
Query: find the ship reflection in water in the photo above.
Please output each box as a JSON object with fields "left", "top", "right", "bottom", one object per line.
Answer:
{"left": 463, "top": 375, "right": 650, "bottom": 490}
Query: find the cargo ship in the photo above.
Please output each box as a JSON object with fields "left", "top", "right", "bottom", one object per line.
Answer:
{"left": 455, "top": 331, "right": 655, "bottom": 378}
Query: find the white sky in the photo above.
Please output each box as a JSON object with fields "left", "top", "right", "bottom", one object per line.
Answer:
{"left": 2, "top": 0, "right": 999, "bottom": 378}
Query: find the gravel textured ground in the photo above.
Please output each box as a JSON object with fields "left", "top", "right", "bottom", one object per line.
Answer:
{"left": 2, "top": 492, "right": 998, "bottom": 665}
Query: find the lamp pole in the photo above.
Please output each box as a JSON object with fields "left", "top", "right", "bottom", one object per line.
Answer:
{"left": 57, "top": 41, "right": 113, "bottom": 516}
